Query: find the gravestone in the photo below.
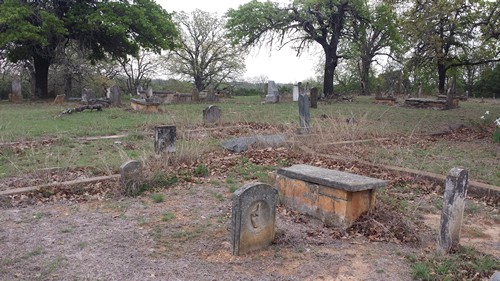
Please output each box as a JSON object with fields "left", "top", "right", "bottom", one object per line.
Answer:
{"left": 437, "top": 168, "right": 468, "bottom": 254}
{"left": 10, "top": 77, "right": 22, "bottom": 103}
{"left": 110, "top": 85, "right": 122, "bottom": 106}
{"left": 53, "top": 94, "right": 65, "bottom": 105}
{"left": 231, "top": 182, "right": 278, "bottom": 255}
{"left": 310, "top": 87, "right": 318, "bottom": 108}
{"left": 206, "top": 90, "right": 219, "bottom": 102}
{"left": 292, "top": 85, "right": 299, "bottom": 102}
{"left": 297, "top": 83, "right": 310, "bottom": 134}
{"left": 137, "top": 85, "right": 144, "bottom": 95}
{"left": 81, "top": 88, "right": 96, "bottom": 104}
{"left": 203, "top": 105, "right": 221, "bottom": 124}
{"left": 146, "top": 88, "right": 153, "bottom": 98}
{"left": 155, "top": 125, "right": 176, "bottom": 154}
{"left": 120, "top": 160, "right": 143, "bottom": 196}
{"left": 265, "top": 80, "right": 279, "bottom": 103}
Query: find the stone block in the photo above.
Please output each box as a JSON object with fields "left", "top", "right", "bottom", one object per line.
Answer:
{"left": 231, "top": 182, "right": 277, "bottom": 255}
{"left": 120, "top": 160, "right": 143, "bottom": 196}
{"left": 154, "top": 125, "right": 176, "bottom": 154}
{"left": 53, "top": 94, "right": 65, "bottom": 105}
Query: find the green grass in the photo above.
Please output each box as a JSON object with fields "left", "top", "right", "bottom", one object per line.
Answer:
{"left": 1, "top": 96, "right": 499, "bottom": 185}
{"left": 161, "top": 212, "right": 175, "bottom": 222}
{"left": 150, "top": 193, "right": 164, "bottom": 203}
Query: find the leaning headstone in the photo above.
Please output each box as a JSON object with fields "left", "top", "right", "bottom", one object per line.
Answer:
{"left": 297, "top": 83, "right": 310, "bottom": 134}
{"left": 120, "top": 160, "right": 143, "bottom": 196}
{"left": 10, "top": 77, "right": 22, "bottom": 103}
{"left": 155, "top": 125, "right": 176, "bottom": 154}
{"left": 110, "top": 85, "right": 122, "bottom": 106}
{"left": 292, "top": 85, "right": 299, "bottom": 102}
{"left": 231, "top": 182, "right": 278, "bottom": 256}
{"left": 310, "top": 87, "right": 318, "bottom": 108}
{"left": 437, "top": 168, "right": 468, "bottom": 254}
{"left": 203, "top": 105, "right": 221, "bottom": 124}
{"left": 53, "top": 94, "right": 65, "bottom": 105}
{"left": 265, "top": 80, "right": 279, "bottom": 103}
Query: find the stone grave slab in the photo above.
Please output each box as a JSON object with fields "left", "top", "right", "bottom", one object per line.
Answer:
{"left": 155, "top": 125, "right": 176, "bottom": 154}
{"left": 203, "top": 105, "right": 221, "bottom": 124}
{"left": 231, "top": 182, "right": 278, "bottom": 255}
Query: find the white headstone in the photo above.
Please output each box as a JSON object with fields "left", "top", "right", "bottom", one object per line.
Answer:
{"left": 293, "top": 85, "right": 299, "bottom": 102}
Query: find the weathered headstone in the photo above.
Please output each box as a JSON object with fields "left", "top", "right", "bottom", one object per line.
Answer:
{"left": 81, "top": 88, "right": 96, "bottom": 104}
{"left": 265, "top": 80, "right": 279, "bottom": 103}
{"left": 292, "top": 85, "right": 299, "bottom": 102}
{"left": 110, "top": 85, "right": 122, "bottom": 106}
{"left": 231, "top": 182, "right": 277, "bottom": 255}
{"left": 155, "top": 125, "right": 176, "bottom": 154}
{"left": 437, "top": 168, "right": 468, "bottom": 254}
{"left": 120, "top": 160, "right": 143, "bottom": 196}
{"left": 53, "top": 94, "right": 65, "bottom": 105}
{"left": 203, "top": 105, "right": 221, "bottom": 124}
{"left": 310, "top": 87, "right": 318, "bottom": 108}
{"left": 146, "top": 88, "right": 153, "bottom": 98}
{"left": 297, "top": 83, "right": 310, "bottom": 134}
{"left": 10, "top": 77, "right": 22, "bottom": 103}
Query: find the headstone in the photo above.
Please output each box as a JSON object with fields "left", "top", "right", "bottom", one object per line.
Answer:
{"left": 137, "top": 85, "right": 143, "bottom": 95}
{"left": 292, "top": 85, "right": 299, "bottom": 102}
{"left": 146, "top": 88, "right": 153, "bottom": 98}
{"left": 81, "top": 88, "right": 96, "bottom": 104}
{"left": 298, "top": 83, "right": 310, "bottom": 134}
{"left": 120, "top": 160, "right": 143, "bottom": 196}
{"left": 155, "top": 125, "right": 176, "bottom": 154}
{"left": 206, "top": 90, "right": 219, "bottom": 102}
{"left": 53, "top": 94, "right": 65, "bottom": 105}
{"left": 10, "top": 77, "right": 22, "bottom": 103}
{"left": 265, "top": 80, "right": 279, "bottom": 103}
{"left": 231, "top": 182, "right": 278, "bottom": 255}
{"left": 437, "top": 168, "right": 468, "bottom": 254}
{"left": 310, "top": 87, "right": 318, "bottom": 108}
{"left": 110, "top": 85, "right": 122, "bottom": 106}
{"left": 203, "top": 105, "right": 221, "bottom": 124}
{"left": 490, "top": 272, "right": 500, "bottom": 281}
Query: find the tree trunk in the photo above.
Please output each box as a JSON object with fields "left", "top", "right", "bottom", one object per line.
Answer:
{"left": 323, "top": 48, "right": 338, "bottom": 99}
{"left": 437, "top": 62, "right": 446, "bottom": 95}
{"left": 33, "top": 54, "right": 52, "bottom": 99}
{"left": 359, "top": 55, "right": 371, "bottom": 96}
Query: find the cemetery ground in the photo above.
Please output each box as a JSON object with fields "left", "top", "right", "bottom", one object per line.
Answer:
{"left": 0, "top": 96, "right": 499, "bottom": 280}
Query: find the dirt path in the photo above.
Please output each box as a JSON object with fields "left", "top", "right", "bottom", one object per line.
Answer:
{"left": 1, "top": 182, "right": 417, "bottom": 281}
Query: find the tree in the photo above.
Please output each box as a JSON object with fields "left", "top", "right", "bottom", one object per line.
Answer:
{"left": 0, "top": 0, "right": 178, "bottom": 99}
{"left": 402, "top": 0, "right": 499, "bottom": 97}
{"left": 349, "top": 2, "right": 401, "bottom": 96}
{"left": 168, "top": 9, "right": 245, "bottom": 92}
{"left": 226, "top": 0, "right": 364, "bottom": 98}
{"left": 118, "top": 50, "right": 167, "bottom": 95}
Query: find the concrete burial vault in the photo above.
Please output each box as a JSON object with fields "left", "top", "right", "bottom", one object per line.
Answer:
{"left": 270, "top": 164, "right": 387, "bottom": 228}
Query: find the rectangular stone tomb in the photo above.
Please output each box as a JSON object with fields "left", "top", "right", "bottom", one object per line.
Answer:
{"left": 271, "top": 164, "right": 387, "bottom": 227}
{"left": 130, "top": 98, "right": 161, "bottom": 113}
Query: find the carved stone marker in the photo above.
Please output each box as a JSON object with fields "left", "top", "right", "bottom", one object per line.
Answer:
{"left": 146, "top": 88, "right": 153, "bottom": 98}
{"left": 265, "top": 80, "right": 279, "bottom": 103}
{"left": 110, "top": 85, "right": 121, "bottom": 106}
{"left": 231, "top": 182, "right": 277, "bottom": 255}
{"left": 154, "top": 125, "right": 176, "bottom": 154}
{"left": 81, "top": 88, "right": 96, "bottom": 104}
{"left": 120, "top": 160, "right": 143, "bottom": 196}
{"left": 203, "top": 105, "right": 221, "bottom": 124}
{"left": 292, "top": 84, "right": 299, "bottom": 102}
{"left": 53, "top": 94, "right": 65, "bottom": 105}
{"left": 310, "top": 87, "right": 318, "bottom": 108}
{"left": 437, "top": 168, "right": 468, "bottom": 254}
{"left": 10, "top": 77, "right": 22, "bottom": 103}
{"left": 297, "top": 83, "right": 310, "bottom": 134}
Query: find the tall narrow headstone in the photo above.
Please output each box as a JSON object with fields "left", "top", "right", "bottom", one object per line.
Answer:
{"left": 310, "top": 87, "right": 318, "bottom": 108}
{"left": 231, "top": 182, "right": 277, "bottom": 256}
{"left": 437, "top": 168, "right": 468, "bottom": 254}
{"left": 203, "top": 105, "right": 221, "bottom": 124}
{"left": 110, "top": 85, "right": 122, "bottom": 106}
{"left": 265, "top": 80, "right": 279, "bottom": 103}
{"left": 146, "top": 88, "right": 153, "bottom": 98}
{"left": 155, "top": 125, "right": 176, "bottom": 154}
{"left": 81, "top": 88, "right": 96, "bottom": 104}
{"left": 120, "top": 160, "right": 143, "bottom": 196}
{"left": 297, "top": 83, "right": 310, "bottom": 134}
{"left": 10, "top": 77, "right": 22, "bottom": 103}
{"left": 292, "top": 85, "right": 299, "bottom": 102}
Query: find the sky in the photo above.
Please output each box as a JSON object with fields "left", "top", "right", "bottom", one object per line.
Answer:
{"left": 156, "top": 0, "right": 318, "bottom": 84}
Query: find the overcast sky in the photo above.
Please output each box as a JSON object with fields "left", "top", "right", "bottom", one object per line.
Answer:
{"left": 156, "top": 0, "right": 318, "bottom": 84}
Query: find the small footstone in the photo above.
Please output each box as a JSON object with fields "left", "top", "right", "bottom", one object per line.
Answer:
{"left": 120, "top": 160, "right": 143, "bottom": 196}
{"left": 231, "top": 182, "right": 277, "bottom": 255}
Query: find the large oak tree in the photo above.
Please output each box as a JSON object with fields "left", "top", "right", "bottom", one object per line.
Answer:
{"left": 0, "top": 0, "right": 178, "bottom": 99}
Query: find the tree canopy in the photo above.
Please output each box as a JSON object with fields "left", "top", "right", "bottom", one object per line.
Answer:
{"left": 0, "top": 0, "right": 178, "bottom": 98}
{"left": 167, "top": 9, "right": 245, "bottom": 92}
